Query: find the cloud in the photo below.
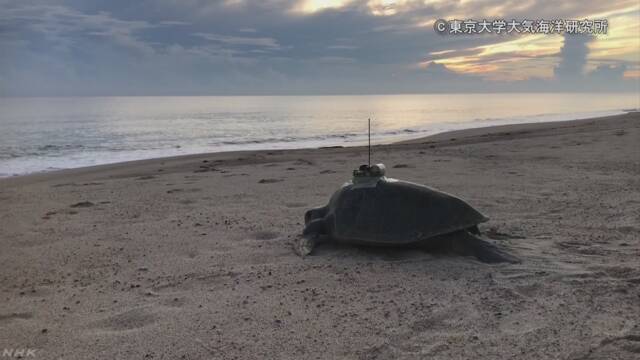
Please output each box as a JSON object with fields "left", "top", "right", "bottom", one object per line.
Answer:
{"left": 554, "top": 34, "right": 593, "bottom": 79}
{"left": 0, "top": 0, "right": 638, "bottom": 95}
{"left": 0, "top": 3, "right": 161, "bottom": 55}
{"left": 193, "top": 32, "right": 280, "bottom": 49}
{"left": 327, "top": 45, "right": 358, "bottom": 50}
{"left": 589, "top": 63, "right": 627, "bottom": 80}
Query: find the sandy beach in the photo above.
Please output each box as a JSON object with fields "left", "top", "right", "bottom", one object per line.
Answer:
{"left": 1, "top": 112, "right": 639, "bottom": 359}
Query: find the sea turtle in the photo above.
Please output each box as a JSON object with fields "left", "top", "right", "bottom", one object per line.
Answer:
{"left": 297, "top": 163, "right": 518, "bottom": 263}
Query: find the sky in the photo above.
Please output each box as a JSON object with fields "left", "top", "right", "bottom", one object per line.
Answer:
{"left": 0, "top": 0, "right": 639, "bottom": 96}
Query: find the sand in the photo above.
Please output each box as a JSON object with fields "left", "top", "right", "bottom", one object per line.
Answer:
{"left": 1, "top": 112, "right": 639, "bottom": 359}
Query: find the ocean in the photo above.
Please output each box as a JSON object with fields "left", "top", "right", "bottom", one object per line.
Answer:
{"left": 0, "top": 93, "right": 638, "bottom": 177}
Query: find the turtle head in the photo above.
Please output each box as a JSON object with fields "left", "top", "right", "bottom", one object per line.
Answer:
{"left": 352, "top": 163, "right": 386, "bottom": 184}
{"left": 304, "top": 206, "right": 327, "bottom": 225}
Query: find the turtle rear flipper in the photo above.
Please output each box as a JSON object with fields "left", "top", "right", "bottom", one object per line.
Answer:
{"left": 462, "top": 232, "right": 520, "bottom": 264}
{"left": 420, "top": 231, "right": 520, "bottom": 264}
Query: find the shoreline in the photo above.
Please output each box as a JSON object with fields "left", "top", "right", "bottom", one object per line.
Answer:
{"left": 1, "top": 111, "right": 637, "bottom": 186}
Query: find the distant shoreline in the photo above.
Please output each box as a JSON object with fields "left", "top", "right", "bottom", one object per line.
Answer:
{"left": 2, "top": 111, "right": 637, "bottom": 185}
{"left": 2, "top": 93, "right": 637, "bottom": 178}
{"left": 397, "top": 110, "right": 639, "bottom": 145}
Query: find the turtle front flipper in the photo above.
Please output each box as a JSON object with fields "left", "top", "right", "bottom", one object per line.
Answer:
{"left": 295, "top": 219, "right": 327, "bottom": 257}
{"left": 295, "top": 235, "right": 321, "bottom": 257}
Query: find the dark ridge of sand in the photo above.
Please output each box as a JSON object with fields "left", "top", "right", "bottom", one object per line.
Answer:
{"left": 1, "top": 112, "right": 639, "bottom": 359}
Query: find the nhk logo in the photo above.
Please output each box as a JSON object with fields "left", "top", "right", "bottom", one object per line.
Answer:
{"left": 2, "top": 349, "right": 38, "bottom": 358}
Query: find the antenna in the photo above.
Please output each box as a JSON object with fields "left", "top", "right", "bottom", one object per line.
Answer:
{"left": 368, "top": 118, "right": 371, "bottom": 167}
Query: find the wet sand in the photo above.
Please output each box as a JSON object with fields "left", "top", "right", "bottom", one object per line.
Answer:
{"left": 1, "top": 112, "right": 639, "bottom": 359}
